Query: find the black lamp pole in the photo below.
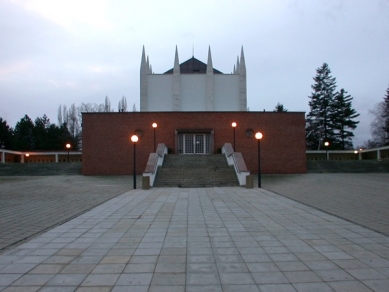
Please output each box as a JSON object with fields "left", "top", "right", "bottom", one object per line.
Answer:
{"left": 152, "top": 123, "right": 157, "bottom": 152}
{"left": 131, "top": 135, "right": 138, "bottom": 189}
{"left": 255, "top": 132, "right": 263, "bottom": 188}
{"left": 232, "top": 122, "right": 237, "bottom": 151}
{"left": 133, "top": 141, "right": 136, "bottom": 189}
{"left": 66, "top": 144, "right": 71, "bottom": 163}
{"left": 257, "top": 138, "right": 261, "bottom": 188}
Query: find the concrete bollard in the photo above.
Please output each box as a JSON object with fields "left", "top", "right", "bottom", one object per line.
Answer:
{"left": 246, "top": 175, "right": 253, "bottom": 189}
{"left": 142, "top": 176, "right": 150, "bottom": 190}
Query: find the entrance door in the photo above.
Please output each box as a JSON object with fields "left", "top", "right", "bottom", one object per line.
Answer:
{"left": 194, "top": 134, "right": 205, "bottom": 154}
{"left": 180, "top": 134, "right": 210, "bottom": 154}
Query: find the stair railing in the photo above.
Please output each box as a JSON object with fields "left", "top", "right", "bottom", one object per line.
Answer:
{"left": 222, "top": 143, "right": 250, "bottom": 186}
{"left": 143, "top": 143, "right": 168, "bottom": 187}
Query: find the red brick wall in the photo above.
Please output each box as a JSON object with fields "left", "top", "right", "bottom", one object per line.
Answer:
{"left": 82, "top": 112, "right": 306, "bottom": 175}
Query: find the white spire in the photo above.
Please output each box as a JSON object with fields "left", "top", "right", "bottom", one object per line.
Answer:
{"left": 239, "top": 46, "right": 246, "bottom": 74}
{"left": 173, "top": 45, "right": 180, "bottom": 74}
{"left": 173, "top": 46, "right": 181, "bottom": 110}
{"left": 140, "top": 46, "right": 147, "bottom": 73}
{"left": 206, "top": 46, "right": 213, "bottom": 74}
{"left": 238, "top": 46, "right": 247, "bottom": 111}
{"left": 206, "top": 46, "right": 214, "bottom": 110}
{"left": 140, "top": 46, "right": 148, "bottom": 111}
{"left": 147, "top": 55, "right": 152, "bottom": 74}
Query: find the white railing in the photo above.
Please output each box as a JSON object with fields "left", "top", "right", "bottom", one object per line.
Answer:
{"left": 143, "top": 143, "right": 168, "bottom": 187}
{"left": 222, "top": 143, "right": 250, "bottom": 186}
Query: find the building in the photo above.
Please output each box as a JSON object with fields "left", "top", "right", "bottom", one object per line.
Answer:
{"left": 82, "top": 111, "right": 306, "bottom": 175}
{"left": 82, "top": 47, "right": 307, "bottom": 176}
{"left": 140, "top": 46, "right": 247, "bottom": 111}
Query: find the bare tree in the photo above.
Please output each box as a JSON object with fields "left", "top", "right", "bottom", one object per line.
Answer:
{"left": 368, "top": 101, "right": 386, "bottom": 147}
{"left": 104, "top": 96, "right": 113, "bottom": 112}
{"left": 80, "top": 102, "right": 104, "bottom": 113}
{"left": 57, "top": 105, "right": 63, "bottom": 126}
{"left": 62, "top": 105, "right": 68, "bottom": 126}
{"left": 118, "top": 96, "right": 128, "bottom": 112}
{"left": 67, "top": 104, "right": 80, "bottom": 138}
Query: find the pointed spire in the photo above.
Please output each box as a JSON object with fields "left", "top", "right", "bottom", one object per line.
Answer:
{"left": 206, "top": 46, "right": 213, "bottom": 74}
{"left": 173, "top": 45, "right": 180, "bottom": 74}
{"left": 140, "top": 45, "right": 147, "bottom": 72}
{"left": 233, "top": 64, "right": 236, "bottom": 74}
{"left": 173, "top": 46, "right": 181, "bottom": 111}
{"left": 238, "top": 46, "right": 247, "bottom": 111}
{"left": 236, "top": 56, "right": 240, "bottom": 74}
{"left": 239, "top": 46, "right": 246, "bottom": 73}
{"left": 140, "top": 46, "right": 148, "bottom": 111}
{"left": 146, "top": 55, "right": 151, "bottom": 74}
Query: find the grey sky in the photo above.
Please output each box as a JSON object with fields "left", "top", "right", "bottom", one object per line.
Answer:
{"left": 1, "top": 0, "right": 388, "bottom": 146}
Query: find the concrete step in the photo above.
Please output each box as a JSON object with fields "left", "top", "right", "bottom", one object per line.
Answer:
{"left": 154, "top": 154, "right": 239, "bottom": 188}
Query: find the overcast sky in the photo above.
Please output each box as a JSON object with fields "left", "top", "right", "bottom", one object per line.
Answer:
{"left": 1, "top": 0, "right": 388, "bottom": 146}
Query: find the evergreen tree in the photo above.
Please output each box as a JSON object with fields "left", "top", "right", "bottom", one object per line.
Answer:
{"left": 34, "top": 115, "right": 51, "bottom": 150}
{"left": 306, "top": 63, "right": 337, "bottom": 149}
{"left": 331, "top": 89, "right": 360, "bottom": 149}
{"left": 383, "top": 85, "right": 389, "bottom": 145}
{"left": 273, "top": 102, "right": 288, "bottom": 112}
{"left": 0, "top": 118, "right": 14, "bottom": 149}
{"left": 13, "top": 115, "right": 35, "bottom": 150}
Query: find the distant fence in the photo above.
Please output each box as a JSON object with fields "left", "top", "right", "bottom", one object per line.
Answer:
{"left": 2, "top": 145, "right": 388, "bottom": 165}
{"left": 306, "top": 145, "right": 389, "bottom": 161}
{"left": 0, "top": 149, "right": 82, "bottom": 163}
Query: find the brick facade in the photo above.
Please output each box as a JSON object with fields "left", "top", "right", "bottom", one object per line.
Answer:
{"left": 82, "top": 112, "right": 306, "bottom": 175}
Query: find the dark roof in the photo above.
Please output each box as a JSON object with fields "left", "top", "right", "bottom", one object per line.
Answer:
{"left": 164, "top": 57, "right": 223, "bottom": 74}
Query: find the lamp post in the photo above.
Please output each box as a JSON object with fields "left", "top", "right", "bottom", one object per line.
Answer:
{"left": 131, "top": 135, "right": 139, "bottom": 189}
{"left": 152, "top": 123, "right": 157, "bottom": 151}
{"left": 66, "top": 143, "right": 71, "bottom": 163}
{"left": 255, "top": 132, "right": 263, "bottom": 188}
{"left": 324, "top": 141, "right": 329, "bottom": 161}
{"left": 232, "top": 122, "right": 237, "bottom": 151}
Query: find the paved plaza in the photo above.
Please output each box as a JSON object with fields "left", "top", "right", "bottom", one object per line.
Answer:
{"left": 0, "top": 176, "right": 135, "bottom": 252}
{"left": 262, "top": 173, "right": 389, "bottom": 237}
{"left": 0, "top": 174, "right": 388, "bottom": 291}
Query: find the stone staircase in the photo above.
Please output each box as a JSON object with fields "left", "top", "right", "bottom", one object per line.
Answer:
{"left": 154, "top": 154, "right": 239, "bottom": 188}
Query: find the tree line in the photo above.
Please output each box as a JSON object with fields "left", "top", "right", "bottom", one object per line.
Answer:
{"left": 0, "top": 96, "right": 135, "bottom": 151}
{"left": 0, "top": 115, "right": 74, "bottom": 151}
{"left": 305, "top": 63, "right": 360, "bottom": 150}
{"left": 306, "top": 63, "right": 389, "bottom": 149}
{"left": 1, "top": 73, "right": 388, "bottom": 152}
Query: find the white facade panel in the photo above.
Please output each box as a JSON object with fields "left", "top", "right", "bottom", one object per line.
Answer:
{"left": 214, "top": 75, "right": 240, "bottom": 111}
{"left": 181, "top": 75, "right": 207, "bottom": 111}
{"left": 140, "top": 47, "right": 247, "bottom": 112}
{"left": 147, "top": 75, "right": 173, "bottom": 111}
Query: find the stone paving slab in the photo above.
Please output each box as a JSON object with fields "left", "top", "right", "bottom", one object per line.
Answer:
{"left": 261, "top": 173, "right": 389, "bottom": 237}
{"left": 0, "top": 186, "right": 388, "bottom": 291}
{"left": 0, "top": 176, "right": 137, "bottom": 252}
